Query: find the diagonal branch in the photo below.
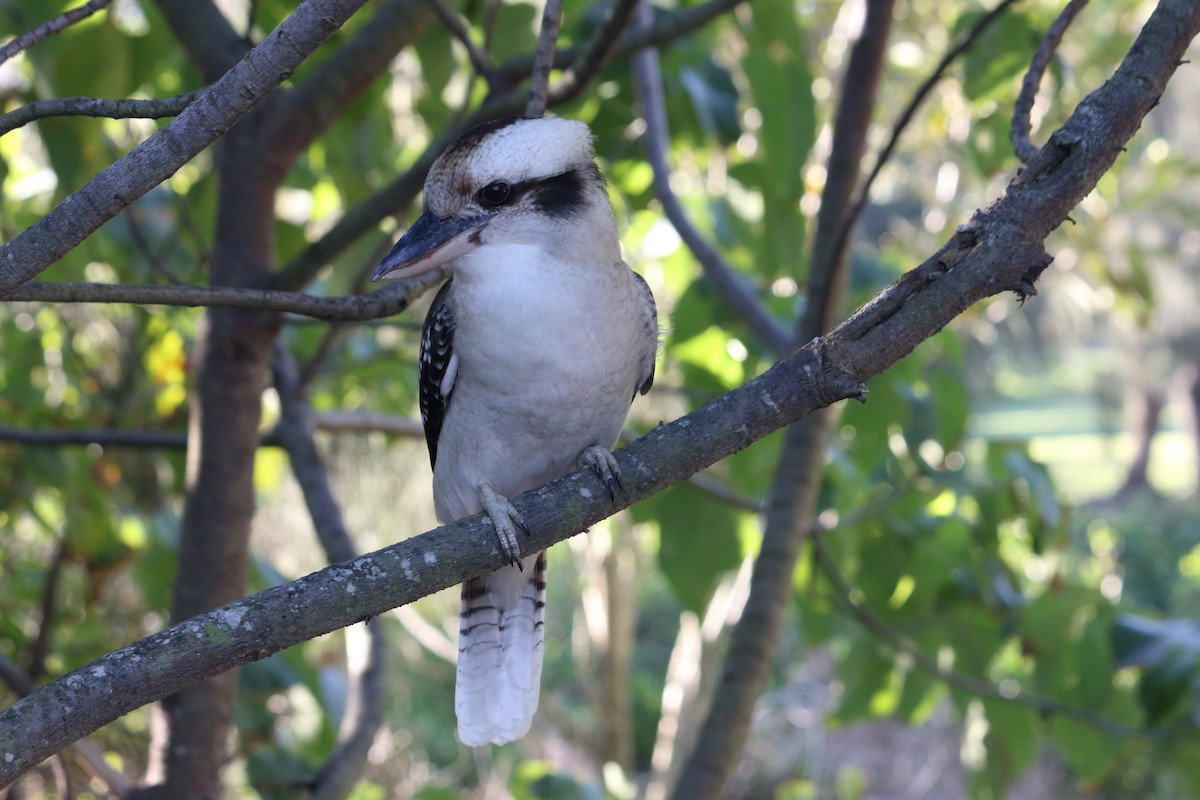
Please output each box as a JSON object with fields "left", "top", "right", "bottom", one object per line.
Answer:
{"left": 0, "top": 653, "right": 134, "bottom": 795}
{"left": 3, "top": 0, "right": 1196, "bottom": 778}
{"left": 0, "top": 0, "right": 112, "bottom": 67}
{"left": 0, "top": 0, "right": 374, "bottom": 297}
{"left": 631, "top": 1, "right": 793, "bottom": 357}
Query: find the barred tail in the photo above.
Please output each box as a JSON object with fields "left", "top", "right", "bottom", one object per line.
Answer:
{"left": 455, "top": 551, "right": 546, "bottom": 746}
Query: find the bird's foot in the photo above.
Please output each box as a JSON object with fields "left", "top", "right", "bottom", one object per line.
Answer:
{"left": 477, "top": 482, "right": 529, "bottom": 567}
{"left": 579, "top": 445, "right": 622, "bottom": 500}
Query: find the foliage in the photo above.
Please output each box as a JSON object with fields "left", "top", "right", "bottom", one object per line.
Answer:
{"left": 1, "top": 0, "right": 1198, "bottom": 797}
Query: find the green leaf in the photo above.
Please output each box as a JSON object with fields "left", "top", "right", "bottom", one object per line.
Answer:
{"left": 1048, "top": 714, "right": 1127, "bottom": 783}
{"left": 957, "top": 12, "right": 1038, "bottom": 103}
{"left": 678, "top": 59, "right": 741, "bottom": 145}
{"left": 634, "top": 484, "right": 743, "bottom": 614}
{"left": 982, "top": 699, "right": 1038, "bottom": 789}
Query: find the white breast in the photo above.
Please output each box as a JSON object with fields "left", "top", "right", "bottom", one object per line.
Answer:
{"left": 431, "top": 243, "right": 646, "bottom": 522}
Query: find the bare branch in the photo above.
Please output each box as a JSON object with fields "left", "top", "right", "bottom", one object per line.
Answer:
{"left": 526, "top": 0, "right": 564, "bottom": 117}
{"left": 1012, "top": 0, "right": 1091, "bottom": 163}
{"left": 0, "top": 0, "right": 112, "bottom": 67}
{"left": 0, "top": 0, "right": 375, "bottom": 297}
{"left": 546, "top": 0, "right": 642, "bottom": 106}
{"left": 5, "top": 270, "right": 444, "bottom": 321}
{"left": 0, "top": 91, "right": 200, "bottom": 138}
{"left": 491, "top": 0, "right": 745, "bottom": 88}
{"left": 631, "top": 1, "right": 792, "bottom": 357}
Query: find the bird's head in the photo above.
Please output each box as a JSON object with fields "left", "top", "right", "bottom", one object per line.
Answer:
{"left": 372, "top": 116, "right": 612, "bottom": 282}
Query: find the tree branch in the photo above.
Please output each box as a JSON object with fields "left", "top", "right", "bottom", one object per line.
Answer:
{"left": 269, "top": 0, "right": 434, "bottom": 158}
{"left": 0, "top": 653, "right": 134, "bottom": 796}
{"left": 525, "top": 0, "right": 564, "bottom": 117}
{"left": 543, "top": 0, "right": 642, "bottom": 108}
{"left": 149, "top": 0, "right": 247, "bottom": 82}
{"left": 5, "top": 270, "right": 444, "bottom": 321}
{"left": 0, "top": 92, "right": 201, "bottom": 138}
{"left": 0, "top": 0, "right": 374, "bottom": 297}
{"left": 5, "top": 0, "right": 1197, "bottom": 772}
{"left": 0, "top": 0, "right": 112, "bottom": 67}
{"left": 631, "top": 1, "right": 793, "bottom": 357}
{"left": 1012, "top": 0, "right": 1090, "bottom": 164}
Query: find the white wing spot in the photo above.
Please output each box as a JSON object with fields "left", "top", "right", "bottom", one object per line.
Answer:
{"left": 423, "top": 551, "right": 438, "bottom": 565}
{"left": 401, "top": 558, "right": 417, "bottom": 581}
{"left": 346, "top": 582, "right": 357, "bottom": 594}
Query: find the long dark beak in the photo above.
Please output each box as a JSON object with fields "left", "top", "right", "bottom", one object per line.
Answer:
{"left": 371, "top": 211, "right": 488, "bottom": 282}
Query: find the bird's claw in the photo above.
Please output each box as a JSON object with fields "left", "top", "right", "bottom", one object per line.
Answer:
{"left": 477, "top": 482, "right": 529, "bottom": 568}
{"left": 579, "top": 445, "right": 622, "bottom": 501}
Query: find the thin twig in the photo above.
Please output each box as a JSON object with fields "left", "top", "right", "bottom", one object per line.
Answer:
{"left": 830, "top": 0, "right": 1021, "bottom": 282}
{"left": 631, "top": 0, "right": 792, "bottom": 356}
{"left": 0, "top": 91, "right": 201, "bottom": 138}
{"left": 5, "top": 271, "right": 444, "bottom": 321}
{"left": 0, "top": 0, "right": 113, "bottom": 67}
{"left": 526, "top": 0, "right": 564, "bottom": 117}
{"left": 0, "top": 412, "right": 422, "bottom": 450}
{"left": 1012, "top": 0, "right": 1090, "bottom": 163}
{"left": 277, "top": 0, "right": 747, "bottom": 292}
{"left": 809, "top": 535, "right": 1143, "bottom": 739}
{"left": 492, "top": 0, "right": 745, "bottom": 88}
{"left": 124, "top": 204, "right": 186, "bottom": 284}
{"left": 547, "top": 0, "right": 642, "bottom": 105}
{"left": 424, "top": 0, "right": 495, "bottom": 82}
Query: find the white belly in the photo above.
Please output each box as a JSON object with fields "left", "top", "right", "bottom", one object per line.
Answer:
{"left": 431, "top": 244, "right": 648, "bottom": 522}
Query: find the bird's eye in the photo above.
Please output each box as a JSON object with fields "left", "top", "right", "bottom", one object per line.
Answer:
{"left": 479, "top": 181, "right": 512, "bottom": 207}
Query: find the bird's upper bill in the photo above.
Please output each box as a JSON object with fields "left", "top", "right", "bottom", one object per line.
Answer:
{"left": 371, "top": 211, "right": 485, "bottom": 281}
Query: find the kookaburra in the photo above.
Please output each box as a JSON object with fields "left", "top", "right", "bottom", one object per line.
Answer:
{"left": 372, "top": 116, "right": 658, "bottom": 746}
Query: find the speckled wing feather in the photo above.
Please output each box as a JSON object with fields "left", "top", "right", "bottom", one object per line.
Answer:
{"left": 633, "top": 271, "right": 657, "bottom": 397}
{"left": 419, "top": 280, "right": 458, "bottom": 468}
